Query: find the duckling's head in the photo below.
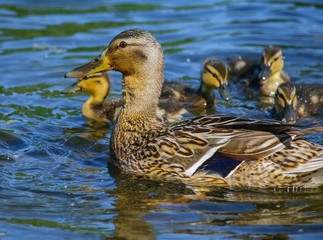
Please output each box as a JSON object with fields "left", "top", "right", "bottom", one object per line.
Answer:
{"left": 201, "top": 58, "right": 231, "bottom": 102}
{"left": 79, "top": 72, "right": 110, "bottom": 98}
{"left": 259, "top": 46, "right": 284, "bottom": 82}
{"left": 274, "top": 82, "right": 297, "bottom": 123}
{"left": 63, "top": 72, "right": 110, "bottom": 101}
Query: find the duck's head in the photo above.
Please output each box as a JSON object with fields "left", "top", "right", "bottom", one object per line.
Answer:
{"left": 65, "top": 29, "right": 165, "bottom": 119}
{"left": 63, "top": 72, "right": 111, "bottom": 100}
{"left": 259, "top": 46, "right": 284, "bottom": 82}
{"left": 65, "top": 29, "right": 164, "bottom": 80}
{"left": 274, "top": 82, "right": 297, "bottom": 123}
{"left": 201, "top": 58, "right": 231, "bottom": 102}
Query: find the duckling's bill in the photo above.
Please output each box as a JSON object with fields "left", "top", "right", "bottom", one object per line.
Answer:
{"left": 259, "top": 66, "right": 271, "bottom": 81}
{"left": 283, "top": 104, "right": 297, "bottom": 123}
{"left": 219, "top": 84, "right": 231, "bottom": 102}
{"left": 62, "top": 81, "right": 80, "bottom": 94}
{"left": 65, "top": 51, "right": 111, "bottom": 78}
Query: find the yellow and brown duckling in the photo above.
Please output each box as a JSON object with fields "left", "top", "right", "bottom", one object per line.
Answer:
{"left": 258, "top": 45, "right": 291, "bottom": 97}
{"left": 62, "top": 72, "right": 122, "bottom": 123}
{"left": 63, "top": 72, "right": 186, "bottom": 123}
{"left": 160, "top": 58, "right": 231, "bottom": 112}
{"left": 273, "top": 82, "right": 323, "bottom": 123}
{"left": 227, "top": 46, "right": 290, "bottom": 96}
{"left": 66, "top": 29, "right": 323, "bottom": 188}
{"left": 227, "top": 55, "right": 261, "bottom": 85}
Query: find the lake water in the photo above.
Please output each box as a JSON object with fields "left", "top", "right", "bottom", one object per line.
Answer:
{"left": 1, "top": 0, "right": 323, "bottom": 239}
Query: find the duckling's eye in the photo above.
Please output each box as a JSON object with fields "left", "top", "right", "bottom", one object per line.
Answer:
{"left": 276, "top": 91, "right": 283, "bottom": 99}
{"left": 211, "top": 73, "right": 219, "bottom": 79}
{"left": 273, "top": 55, "right": 282, "bottom": 62}
{"left": 119, "top": 41, "right": 128, "bottom": 48}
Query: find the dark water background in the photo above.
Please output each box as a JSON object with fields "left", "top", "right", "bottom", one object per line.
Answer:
{"left": 0, "top": 0, "right": 323, "bottom": 239}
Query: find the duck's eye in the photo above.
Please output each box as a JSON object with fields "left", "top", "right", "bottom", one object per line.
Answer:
{"left": 119, "top": 41, "right": 128, "bottom": 48}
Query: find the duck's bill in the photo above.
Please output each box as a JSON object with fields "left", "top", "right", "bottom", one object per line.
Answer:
{"left": 65, "top": 51, "right": 111, "bottom": 78}
{"left": 61, "top": 81, "right": 80, "bottom": 94}
{"left": 219, "top": 84, "right": 232, "bottom": 102}
{"left": 283, "top": 104, "right": 297, "bottom": 123}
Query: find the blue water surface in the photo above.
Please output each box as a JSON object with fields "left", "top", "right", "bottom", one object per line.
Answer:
{"left": 0, "top": 0, "right": 323, "bottom": 239}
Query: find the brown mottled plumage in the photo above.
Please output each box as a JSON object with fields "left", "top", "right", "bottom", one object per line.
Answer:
{"left": 273, "top": 82, "right": 323, "bottom": 123}
{"left": 66, "top": 29, "right": 323, "bottom": 188}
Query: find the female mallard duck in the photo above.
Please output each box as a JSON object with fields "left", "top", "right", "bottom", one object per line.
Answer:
{"left": 65, "top": 29, "right": 323, "bottom": 188}
{"left": 63, "top": 72, "right": 186, "bottom": 123}
{"left": 273, "top": 82, "right": 323, "bottom": 123}
{"left": 258, "top": 46, "right": 291, "bottom": 97}
{"left": 161, "top": 58, "right": 231, "bottom": 111}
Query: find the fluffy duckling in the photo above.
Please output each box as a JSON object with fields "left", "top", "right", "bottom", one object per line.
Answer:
{"left": 227, "top": 46, "right": 290, "bottom": 96}
{"left": 62, "top": 72, "right": 122, "bottom": 123}
{"left": 258, "top": 46, "right": 291, "bottom": 97}
{"left": 161, "top": 58, "right": 231, "bottom": 111}
{"left": 66, "top": 29, "right": 323, "bottom": 188}
{"left": 63, "top": 72, "right": 186, "bottom": 123}
{"left": 227, "top": 55, "right": 260, "bottom": 85}
{"left": 273, "top": 82, "right": 323, "bottom": 123}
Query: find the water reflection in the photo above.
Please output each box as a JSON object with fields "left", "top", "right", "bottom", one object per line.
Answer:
{"left": 63, "top": 121, "right": 110, "bottom": 141}
{"left": 107, "top": 147, "right": 323, "bottom": 237}
{"left": 108, "top": 167, "right": 193, "bottom": 239}
{"left": 107, "top": 167, "right": 323, "bottom": 238}
{"left": 1, "top": 0, "right": 323, "bottom": 239}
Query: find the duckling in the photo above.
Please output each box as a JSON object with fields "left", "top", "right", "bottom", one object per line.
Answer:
{"left": 160, "top": 58, "right": 231, "bottom": 111}
{"left": 258, "top": 46, "right": 291, "bottom": 97}
{"left": 227, "top": 55, "right": 260, "bottom": 85}
{"left": 228, "top": 46, "right": 290, "bottom": 97}
{"left": 273, "top": 82, "right": 323, "bottom": 123}
{"left": 66, "top": 29, "right": 323, "bottom": 188}
{"left": 62, "top": 72, "right": 122, "bottom": 123}
{"left": 63, "top": 72, "right": 186, "bottom": 123}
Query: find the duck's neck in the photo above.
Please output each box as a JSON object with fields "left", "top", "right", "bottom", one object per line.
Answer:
{"left": 120, "top": 66, "right": 164, "bottom": 123}
{"left": 111, "top": 64, "right": 165, "bottom": 163}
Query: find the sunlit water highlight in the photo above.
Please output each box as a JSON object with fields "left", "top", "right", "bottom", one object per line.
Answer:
{"left": 0, "top": 1, "right": 323, "bottom": 239}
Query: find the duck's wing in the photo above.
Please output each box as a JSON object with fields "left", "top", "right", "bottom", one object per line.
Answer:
{"left": 139, "top": 115, "right": 323, "bottom": 177}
